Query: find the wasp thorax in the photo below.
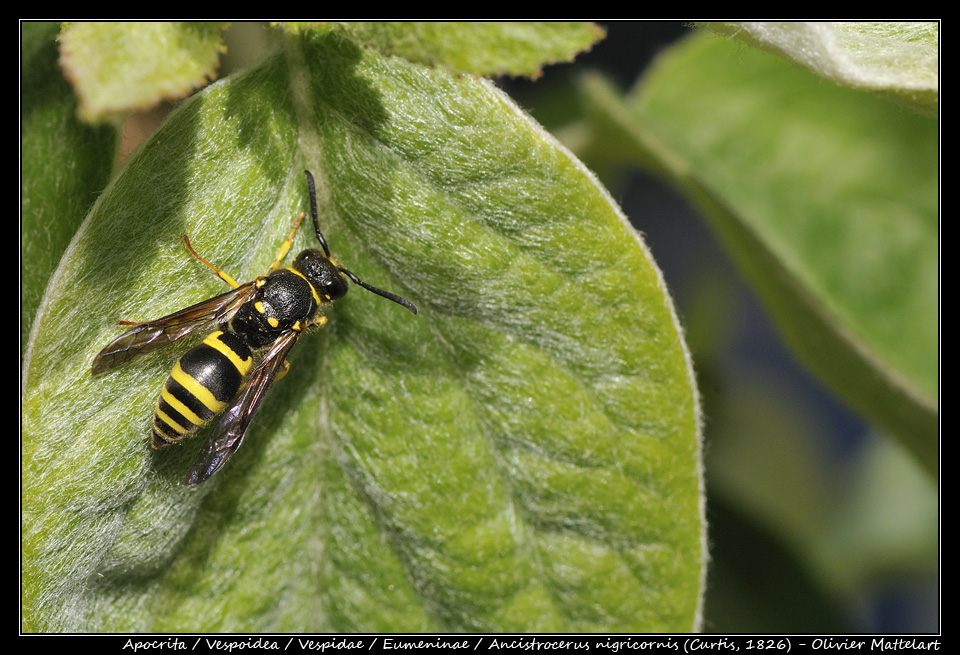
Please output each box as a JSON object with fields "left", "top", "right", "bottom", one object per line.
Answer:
{"left": 293, "top": 249, "right": 349, "bottom": 304}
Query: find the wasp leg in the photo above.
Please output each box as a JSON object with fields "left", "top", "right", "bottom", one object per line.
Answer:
{"left": 269, "top": 211, "right": 306, "bottom": 272}
{"left": 274, "top": 359, "right": 292, "bottom": 381}
{"left": 182, "top": 235, "right": 242, "bottom": 289}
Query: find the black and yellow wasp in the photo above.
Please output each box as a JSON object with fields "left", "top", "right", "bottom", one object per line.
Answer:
{"left": 91, "top": 170, "right": 417, "bottom": 486}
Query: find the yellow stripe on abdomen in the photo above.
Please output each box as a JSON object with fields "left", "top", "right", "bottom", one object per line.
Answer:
{"left": 170, "top": 361, "right": 227, "bottom": 414}
{"left": 203, "top": 331, "right": 253, "bottom": 375}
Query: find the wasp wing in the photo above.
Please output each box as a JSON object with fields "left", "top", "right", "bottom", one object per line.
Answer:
{"left": 91, "top": 282, "right": 258, "bottom": 375}
{"left": 182, "top": 329, "right": 301, "bottom": 486}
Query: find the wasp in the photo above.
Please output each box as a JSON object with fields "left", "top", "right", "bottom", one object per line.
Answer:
{"left": 91, "top": 170, "right": 417, "bottom": 486}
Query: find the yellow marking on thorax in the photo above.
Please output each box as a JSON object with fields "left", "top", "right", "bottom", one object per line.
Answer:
{"left": 203, "top": 331, "right": 253, "bottom": 374}
{"left": 286, "top": 267, "right": 323, "bottom": 305}
{"left": 171, "top": 362, "right": 228, "bottom": 413}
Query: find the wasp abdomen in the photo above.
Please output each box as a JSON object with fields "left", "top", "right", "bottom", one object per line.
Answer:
{"left": 151, "top": 330, "right": 253, "bottom": 449}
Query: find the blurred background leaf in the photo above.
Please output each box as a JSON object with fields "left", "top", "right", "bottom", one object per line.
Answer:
{"left": 21, "top": 21, "right": 117, "bottom": 353}
{"left": 59, "top": 21, "right": 227, "bottom": 122}
{"left": 701, "top": 21, "right": 938, "bottom": 115}
{"left": 339, "top": 21, "right": 605, "bottom": 77}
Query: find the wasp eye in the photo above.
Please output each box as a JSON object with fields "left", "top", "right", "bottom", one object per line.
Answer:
{"left": 323, "top": 275, "right": 349, "bottom": 301}
{"left": 293, "top": 249, "right": 349, "bottom": 303}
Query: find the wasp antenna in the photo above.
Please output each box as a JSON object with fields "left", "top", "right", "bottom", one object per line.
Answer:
{"left": 303, "top": 170, "right": 330, "bottom": 257}
{"left": 340, "top": 267, "right": 418, "bottom": 314}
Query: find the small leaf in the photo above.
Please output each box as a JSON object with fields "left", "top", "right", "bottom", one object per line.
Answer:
{"left": 338, "top": 22, "right": 605, "bottom": 78}
{"left": 577, "top": 33, "right": 937, "bottom": 475}
{"left": 59, "top": 22, "right": 227, "bottom": 122}
{"left": 23, "top": 29, "right": 701, "bottom": 632}
{"left": 21, "top": 21, "right": 117, "bottom": 352}
{"left": 701, "top": 21, "right": 939, "bottom": 114}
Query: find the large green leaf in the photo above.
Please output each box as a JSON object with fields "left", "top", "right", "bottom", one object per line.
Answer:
{"left": 22, "top": 28, "right": 701, "bottom": 632}
{"left": 577, "top": 32, "right": 937, "bottom": 476}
